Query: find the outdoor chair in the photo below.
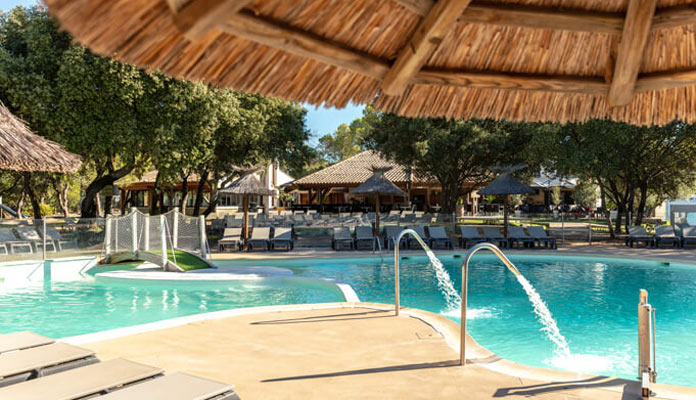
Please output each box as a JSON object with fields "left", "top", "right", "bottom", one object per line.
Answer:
{"left": 406, "top": 226, "right": 432, "bottom": 249}
{"left": 527, "top": 226, "right": 557, "bottom": 249}
{"left": 270, "top": 227, "right": 294, "bottom": 251}
{"left": 96, "top": 372, "right": 239, "bottom": 400}
{"left": 428, "top": 226, "right": 453, "bottom": 249}
{"left": 681, "top": 226, "right": 696, "bottom": 248}
{"left": 332, "top": 226, "right": 354, "bottom": 250}
{"left": 0, "top": 229, "right": 33, "bottom": 254}
{"left": 383, "top": 225, "right": 406, "bottom": 250}
{"left": 655, "top": 225, "right": 681, "bottom": 248}
{"left": 218, "top": 228, "right": 242, "bottom": 252}
{"left": 481, "top": 226, "right": 509, "bottom": 248}
{"left": 508, "top": 226, "right": 535, "bottom": 249}
{"left": 0, "top": 342, "right": 99, "bottom": 388}
{"left": 247, "top": 227, "right": 271, "bottom": 251}
{"left": 625, "top": 226, "right": 655, "bottom": 248}
{"left": 41, "top": 227, "right": 75, "bottom": 251}
{"left": 401, "top": 212, "right": 415, "bottom": 223}
{"left": 354, "top": 225, "right": 375, "bottom": 250}
{"left": 459, "top": 226, "right": 484, "bottom": 249}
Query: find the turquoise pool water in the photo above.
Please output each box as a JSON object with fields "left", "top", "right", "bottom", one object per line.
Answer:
{"left": 217, "top": 255, "right": 696, "bottom": 388}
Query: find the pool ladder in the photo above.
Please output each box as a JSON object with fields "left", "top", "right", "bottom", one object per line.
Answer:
{"left": 392, "top": 229, "right": 522, "bottom": 366}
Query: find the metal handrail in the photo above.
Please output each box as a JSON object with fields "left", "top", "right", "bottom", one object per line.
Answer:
{"left": 460, "top": 242, "right": 522, "bottom": 365}
{"left": 393, "top": 228, "right": 433, "bottom": 316}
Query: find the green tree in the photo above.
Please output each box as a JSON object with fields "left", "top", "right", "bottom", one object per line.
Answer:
{"left": 551, "top": 186, "right": 562, "bottom": 207}
{"left": 364, "top": 114, "right": 531, "bottom": 214}
{"left": 317, "top": 106, "right": 377, "bottom": 164}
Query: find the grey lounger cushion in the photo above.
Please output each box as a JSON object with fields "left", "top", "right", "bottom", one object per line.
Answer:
{"left": 96, "top": 372, "right": 239, "bottom": 400}
{"left": 0, "top": 343, "right": 98, "bottom": 387}
{"left": 0, "top": 332, "right": 53, "bottom": 354}
{"left": 0, "top": 358, "right": 163, "bottom": 400}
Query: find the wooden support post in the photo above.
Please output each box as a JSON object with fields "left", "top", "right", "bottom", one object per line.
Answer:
{"left": 608, "top": 0, "right": 657, "bottom": 106}
{"left": 242, "top": 195, "right": 250, "bottom": 250}
{"left": 172, "top": 0, "right": 253, "bottom": 41}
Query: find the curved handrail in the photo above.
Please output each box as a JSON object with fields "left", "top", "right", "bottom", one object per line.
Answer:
{"left": 393, "top": 228, "right": 433, "bottom": 316}
{"left": 460, "top": 242, "right": 521, "bottom": 365}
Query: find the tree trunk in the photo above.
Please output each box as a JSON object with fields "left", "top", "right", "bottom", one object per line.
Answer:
{"left": 598, "top": 182, "right": 615, "bottom": 239}
{"left": 23, "top": 172, "right": 42, "bottom": 220}
{"left": 103, "top": 195, "right": 112, "bottom": 216}
{"left": 80, "top": 166, "right": 133, "bottom": 218}
{"left": 634, "top": 183, "right": 648, "bottom": 226}
{"left": 180, "top": 175, "right": 189, "bottom": 214}
{"left": 95, "top": 194, "right": 102, "bottom": 217}
{"left": 193, "top": 170, "right": 209, "bottom": 217}
{"left": 58, "top": 184, "right": 69, "bottom": 217}
{"left": 16, "top": 190, "right": 25, "bottom": 219}
{"left": 439, "top": 181, "right": 459, "bottom": 214}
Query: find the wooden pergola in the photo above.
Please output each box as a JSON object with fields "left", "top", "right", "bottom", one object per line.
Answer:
{"left": 44, "top": 0, "right": 696, "bottom": 125}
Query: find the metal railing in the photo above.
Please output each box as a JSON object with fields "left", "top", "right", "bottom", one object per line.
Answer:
{"left": 393, "top": 228, "right": 434, "bottom": 316}
{"left": 460, "top": 242, "right": 522, "bottom": 365}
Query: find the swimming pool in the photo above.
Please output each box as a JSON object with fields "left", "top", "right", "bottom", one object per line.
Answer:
{"left": 217, "top": 254, "right": 696, "bottom": 388}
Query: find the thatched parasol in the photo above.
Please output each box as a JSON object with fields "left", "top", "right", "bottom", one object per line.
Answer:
{"left": 0, "top": 101, "right": 81, "bottom": 173}
{"left": 478, "top": 173, "right": 534, "bottom": 238}
{"left": 219, "top": 168, "right": 273, "bottom": 249}
{"left": 352, "top": 166, "right": 406, "bottom": 237}
{"left": 44, "top": 0, "right": 696, "bottom": 126}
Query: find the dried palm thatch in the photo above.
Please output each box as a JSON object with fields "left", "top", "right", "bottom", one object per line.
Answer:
{"left": 0, "top": 101, "right": 81, "bottom": 173}
{"left": 219, "top": 168, "right": 274, "bottom": 196}
{"left": 352, "top": 167, "right": 407, "bottom": 196}
{"left": 43, "top": 0, "right": 696, "bottom": 125}
{"left": 478, "top": 173, "right": 534, "bottom": 196}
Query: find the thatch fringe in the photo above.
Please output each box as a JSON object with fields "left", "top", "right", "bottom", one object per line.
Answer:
{"left": 0, "top": 101, "right": 81, "bottom": 173}
{"left": 43, "top": 0, "right": 696, "bottom": 125}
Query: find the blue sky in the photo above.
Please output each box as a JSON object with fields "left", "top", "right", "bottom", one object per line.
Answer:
{"left": 1, "top": 0, "right": 365, "bottom": 143}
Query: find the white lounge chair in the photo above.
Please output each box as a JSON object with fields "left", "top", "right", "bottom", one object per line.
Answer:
{"left": 0, "top": 332, "right": 54, "bottom": 355}
{"left": 0, "top": 229, "right": 33, "bottom": 254}
{"left": 247, "top": 227, "right": 270, "bottom": 251}
{"left": 270, "top": 227, "right": 293, "bottom": 251}
{"left": 15, "top": 227, "right": 56, "bottom": 253}
{"left": 218, "top": 228, "right": 242, "bottom": 251}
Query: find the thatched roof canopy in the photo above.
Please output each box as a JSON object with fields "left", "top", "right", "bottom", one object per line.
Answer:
{"left": 219, "top": 169, "right": 274, "bottom": 196}
{"left": 0, "top": 101, "right": 81, "bottom": 173}
{"left": 286, "top": 150, "right": 434, "bottom": 190}
{"left": 45, "top": 0, "right": 696, "bottom": 125}
{"left": 478, "top": 173, "right": 535, "bottom": 196}
{"left": 352, "top": 167, "right": 407, "bottom": 196}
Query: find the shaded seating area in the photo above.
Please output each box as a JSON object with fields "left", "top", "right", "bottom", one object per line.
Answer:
{"left": 655, "top": 225, "right": 681, "bottom": 248}
{"left": 0, "top": 331, "right": 238, "bottom": 400}
{"left": 527, "top": 226, "right": 557, "bottom": 249}
{"left": 625, "top": 226, "right": 655, "bottom": 248}
{"left": 382, "top": 226, "right": 405, "bottom": 250}
{"left": 332, "top": 226, "right": 354, "bottom": 250}
{"left": 428, "top": 226, "right": 453, "bottom": 250}
{"left": 458, "top": 226, "right": 484, "bottom": 249}
{"left": 16, "top": 227, "right": 56, "bottom": 253}
{"left": 270, "top": 227, "right": 294, "bottom": 251}
{"left": 481, "top": 226, "right": 509, "bottom": 249}
{"left": 507, "top": 226, "right": 535, "bottom": 249}
{"left": 0, "top": 229, "right": 33, "bottom": 254}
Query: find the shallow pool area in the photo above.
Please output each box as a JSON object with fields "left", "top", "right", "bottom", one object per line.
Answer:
{"left": 216, "top": 254, "right": 696, "bottom": 388}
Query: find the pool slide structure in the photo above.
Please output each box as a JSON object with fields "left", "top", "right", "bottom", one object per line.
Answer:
{"left": 99, "top": 209, "right": 214, "bottom": 272}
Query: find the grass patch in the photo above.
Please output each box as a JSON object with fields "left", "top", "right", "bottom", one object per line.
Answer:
{"left": 168, "top": 249, "right": 210, "bottom": 271}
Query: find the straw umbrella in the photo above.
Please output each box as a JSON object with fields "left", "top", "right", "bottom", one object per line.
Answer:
{"left": 352, "top": 166, "right": 406, "bottom": 237}
{"left": 0, "top": 101, "right": 81, "bottom": 173}
{"left": 44, "top": 1, "right": 696, "bottom": 126}
{"left": 478, "top": 173, "right": 534, "bottom": 238}
{"left": 218, "top": 168, "right": 273, "bottom": 249}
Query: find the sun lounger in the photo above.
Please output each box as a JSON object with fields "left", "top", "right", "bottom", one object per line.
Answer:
{"left": 0, "top": 229, "right": 33, "bottom": 254}
{"left": 681, "top": 226, "right": 696, "bottom": 248}
{"left": 354, "top": 226, "right": 375, "bottom": 250}
{"left": 406, "top": 226, "right": 431, "bottom": 249}
{"left": 655, "top": 225, "right": 680, "bottom": 248}
{"left": 625, "top": 226, "right": 655, "bottom": 248}
{"left": 41, "top": 228, "right": 75, "bottom": 251}
{"left": 96, "top": 372, "right": 239, "bottom": 400}
{"left": 428, "top": 226, "right": 453, "bottom": 249}
{"left": 270, "top": 227, "right": 294, "bottom": 251}
{"left": 459, "top": 226, "right": 484, "bottom": 248}
{"left": 218, "top": 228, "right": 242, "bottom": 251}
{"left": 0, "top": 332, "right": 53, "bottom": 355}
{"left": 0, "top": 342, "right": 98, "bottom": 388}
{"left": 508, "top": 226, "right": 535, "bottom": 249}
{"left": 16, "top": 227, "right": 56, "bottom": 253}
{"left": 0, "top": 358, "right": 163, "bottom": 400}
{"left": 247, "top": 227, "right": 271, "bottom": 251}
{"left": 383, "top": 226, "right": 405, "bottom": 250}
{"left": 527, "top": 226, "right": 557, "bottom": 249}
{"left": 481, "top": 226, "right": 509, "bottom": 248}
{"left": 332, "top": 226, "right": 354, "bottom": 250}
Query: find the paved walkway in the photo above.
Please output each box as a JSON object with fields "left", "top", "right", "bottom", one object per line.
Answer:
{"left": 79, "top": 304, "right": 695, "bottom": 400}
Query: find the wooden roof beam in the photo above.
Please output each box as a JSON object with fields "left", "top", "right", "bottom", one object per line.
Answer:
{"left": 173, "top": 0, "right": 254, "bottom": 42}
{"left": 607, "top": 0, "right": 657, "bottom": 107}
{"left": 381, "top": 0, "right": 473, "bottom": 96}
{"left": 393, "top": 0, "right": 691, "bottom": 34}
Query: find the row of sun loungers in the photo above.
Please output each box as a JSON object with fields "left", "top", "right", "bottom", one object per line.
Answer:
{"left": 0, "top": 227, "right": 75, "bottom": 255}
{"left": 218, "top": 227, "right": 294, "bottom": 252}
{"left": 383, "top": 225, "right": 556, "bottom": 250}
{"left": 0, "top": 331, "right": 239, "bottom": 399}
{"left": 625, "top": 225, "right": 696, "bottom": 248}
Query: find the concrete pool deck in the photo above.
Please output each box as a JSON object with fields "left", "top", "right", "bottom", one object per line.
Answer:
{"left": 75, "top": 303, "right": 696, "bottom": 400}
